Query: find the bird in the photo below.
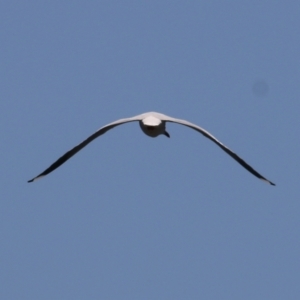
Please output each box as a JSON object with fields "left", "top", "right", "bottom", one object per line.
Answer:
{"left": 28, "top": 111, "right": 275, "bottom": 185}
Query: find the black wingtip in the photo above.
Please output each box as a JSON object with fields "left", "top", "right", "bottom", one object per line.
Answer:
{"left": 28, "top": 179, "right": 34, "bottom": 183}
{"left": 263, "top": 178, "right": 275, "bottom": 186}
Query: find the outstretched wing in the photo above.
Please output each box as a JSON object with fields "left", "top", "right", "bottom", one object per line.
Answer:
{"left": 28, "top": 114, "right": 143, "bottom": 182}
{"left": 163, "top": 115, "right": 275, "bottom": 186}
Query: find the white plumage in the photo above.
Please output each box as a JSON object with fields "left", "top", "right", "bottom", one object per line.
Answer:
{"left": 28, "top": 112, "right": 275, "bottom": 185}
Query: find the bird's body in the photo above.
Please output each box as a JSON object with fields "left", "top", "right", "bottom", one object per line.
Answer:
{"left": 139, "top": 114, "right": 168, "bottom": 137}
{"left": 28, "top": 112, "right": 275, "bottom": 185}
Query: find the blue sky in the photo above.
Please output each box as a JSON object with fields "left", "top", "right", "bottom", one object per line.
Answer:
{"left": 1, "top": 1, "right": 299, "bottom": 299}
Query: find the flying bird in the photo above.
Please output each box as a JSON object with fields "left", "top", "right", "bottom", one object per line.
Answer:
{"left": 28, "top": 112, "right": 275, "bottom": 185}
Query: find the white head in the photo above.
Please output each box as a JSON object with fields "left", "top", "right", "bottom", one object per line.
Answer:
{"left": 139, "top": 115, "right": 170, "bottom": 138}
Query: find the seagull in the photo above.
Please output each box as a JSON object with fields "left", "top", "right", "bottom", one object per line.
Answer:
{"left": 28, "top": 112, "right": 275, "bottom": 185}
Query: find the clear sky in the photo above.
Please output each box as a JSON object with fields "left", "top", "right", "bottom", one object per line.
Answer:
{"left": 1, "top": 1, "right": 299, "bottom": 299}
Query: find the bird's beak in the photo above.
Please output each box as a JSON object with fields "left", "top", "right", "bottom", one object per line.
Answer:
{"left": 164, "top": 131, "right": 170, "bottom": 138}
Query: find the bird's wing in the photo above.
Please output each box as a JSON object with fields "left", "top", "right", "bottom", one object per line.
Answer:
{"left": 28, "top": 114, "right": 143, "bottom": 182}
{"left": 163, "top": 115, "right": 275, "bottom": 186}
